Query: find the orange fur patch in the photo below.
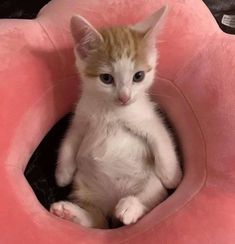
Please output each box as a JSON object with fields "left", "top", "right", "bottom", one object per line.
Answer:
{"left": 84, "top": 26, "right": 152, "bottom": 77}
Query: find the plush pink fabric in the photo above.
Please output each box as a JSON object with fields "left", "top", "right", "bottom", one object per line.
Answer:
{"left": 0, "top": 0, "right": 235, "bottom": 243}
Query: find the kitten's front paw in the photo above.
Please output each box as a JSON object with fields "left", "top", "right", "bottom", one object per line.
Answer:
{"left": 55, "top": 163, "right": 75, "bottom": 187}
{"left": 156, "top": 164, "right": 183, "bottom": 189}
{"left": 115, "top": 196, "right": 147, "bottom": 225}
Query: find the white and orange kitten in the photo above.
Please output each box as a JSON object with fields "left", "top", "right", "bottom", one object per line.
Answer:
{"left": 50, "top": 6, "right": 182, "bottom": 228}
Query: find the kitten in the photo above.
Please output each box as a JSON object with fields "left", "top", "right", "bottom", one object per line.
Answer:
{"left": 50, "top": 6, "right": 182, "bottom": 229}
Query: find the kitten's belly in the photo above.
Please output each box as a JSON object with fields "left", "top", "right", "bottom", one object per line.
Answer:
{"left": 79, "top": 124, "right": 152, "bottom": 176}
{"left": 75, "top": 124, "right": 153, "bottom": 209}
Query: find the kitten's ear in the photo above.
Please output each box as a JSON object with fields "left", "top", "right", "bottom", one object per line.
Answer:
{"left": 70, "top": 15, "right": 103, "bottom": 58}
{"left": 131, "top": 6, "right": 168, "bottom": 45}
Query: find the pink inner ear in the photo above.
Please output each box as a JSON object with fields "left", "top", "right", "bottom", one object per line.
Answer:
{"left": 71, "top": 16, "right": 90, "bottom": 58}
{"left": 143, "top": 18, "right": 165, "bottom": 49}
{"left": 75, "top": 43, "right": 88, "bottom": 59}
{"left": 71, "top": 16, "right": 103, "bottom": 59}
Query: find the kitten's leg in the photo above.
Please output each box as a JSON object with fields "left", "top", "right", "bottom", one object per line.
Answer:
{"left": 115, "top": 175, "right": 167, "bottom": 225}
{"left": 147, "top": 118, "right": 183, "bottom": 189}
{"left": 50, "top": 201, "right": 108, "bottom": 229}
{"left": 55, "top": 128, "right": 79, "bottom": 187}
{"left": 56, "top": 113, "right": 88, "bottom": 187}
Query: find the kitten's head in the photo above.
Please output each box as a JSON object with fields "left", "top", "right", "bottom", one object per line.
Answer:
{"left": 71, "top": 6, "right": 167, "bottom": 106}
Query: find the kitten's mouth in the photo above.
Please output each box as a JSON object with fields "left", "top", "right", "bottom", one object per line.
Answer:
{"left": 116, "top": 99, "right": 134, "bottom": 106}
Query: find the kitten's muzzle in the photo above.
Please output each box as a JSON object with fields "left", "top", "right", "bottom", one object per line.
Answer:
{"left": 117, "top": 87, "right": 131, "bottom": 105}
{"left": 118, "top": 94, "right": 131, "bottom": 105}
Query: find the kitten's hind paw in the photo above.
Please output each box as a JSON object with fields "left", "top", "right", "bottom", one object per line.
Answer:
{"left": 50, "top": 201, "right": 108, "bottom": 228}
{"left": 115, "top": 196, "right": 147, "bottom": 225}
{"left": 50, "top": 201, "right": 75, "bottom": 221}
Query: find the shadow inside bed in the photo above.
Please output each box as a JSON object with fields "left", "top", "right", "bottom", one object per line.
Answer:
{"left": 24, "top": 113, "right": 72, "bottom": 210}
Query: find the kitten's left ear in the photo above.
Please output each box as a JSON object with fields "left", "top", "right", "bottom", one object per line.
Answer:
{"left": 70, "top": 15, "right": 103, "bottom": 58}
{"left": 131, "top": 6, "right": 168, "bottom": 44}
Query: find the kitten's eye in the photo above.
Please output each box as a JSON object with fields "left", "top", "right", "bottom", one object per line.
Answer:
{"left": 99, "top": 74, "right": 114, "bottom": 85}
{"left": 133, "top": 71, "right": 145, "bottom": 83}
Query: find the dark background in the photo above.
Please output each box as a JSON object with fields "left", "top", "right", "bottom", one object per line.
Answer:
{"left": 0, "top": 0, "right": 50, "bottom": 18}
{"left": 1, "top": 0, "right": 234, "bottom": 210}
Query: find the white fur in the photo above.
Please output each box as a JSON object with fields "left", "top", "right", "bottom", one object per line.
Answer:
{"left": 51, "top": 7, "right": 182, "bottom": 228}
{"left": 53, "top": 84, "right": 182, "bottom": 227}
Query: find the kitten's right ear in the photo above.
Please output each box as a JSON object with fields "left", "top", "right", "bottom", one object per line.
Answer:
{"left": 130, "top": 6, "right": 168, "bottom": 47}
{"left": 70, "top": 15, "right": 103, "bottom": 58}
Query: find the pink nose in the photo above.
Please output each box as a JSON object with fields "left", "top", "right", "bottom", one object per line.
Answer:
{"left": 118, "top": 94, "right": 130, "bottom": 104}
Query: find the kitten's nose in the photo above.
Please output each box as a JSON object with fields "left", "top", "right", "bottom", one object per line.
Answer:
{"left": 118, "top": 94, "right": 130, "bottom": 104}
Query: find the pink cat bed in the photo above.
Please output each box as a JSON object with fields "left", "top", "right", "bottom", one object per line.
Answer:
{"left": 1, "top": 0, "right": 235, "bottom": 243}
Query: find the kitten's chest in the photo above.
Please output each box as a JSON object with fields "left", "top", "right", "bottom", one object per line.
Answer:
{"left": 78, "top": 115, "right": 152, "bottom": 174}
